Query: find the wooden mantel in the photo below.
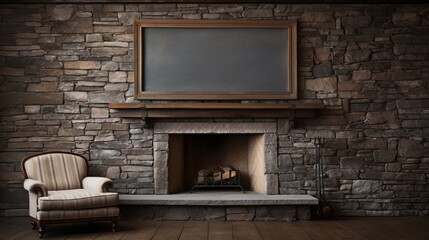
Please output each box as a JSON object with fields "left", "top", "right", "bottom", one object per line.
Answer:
{"left": 108, "top": 102, "right": 324, "bottom": 119}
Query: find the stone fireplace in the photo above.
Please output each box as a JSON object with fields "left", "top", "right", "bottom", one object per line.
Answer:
{"left": 153, "top": 122, "right": 280, "bottom": 195}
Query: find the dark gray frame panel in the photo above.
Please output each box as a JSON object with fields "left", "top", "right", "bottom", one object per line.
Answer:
{"left": 134, "top": 20, "right": 297, "bottom": 100}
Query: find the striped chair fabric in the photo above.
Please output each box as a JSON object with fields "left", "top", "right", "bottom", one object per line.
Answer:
{"left": 24, "top": 153, "right": 87, "bottom": 191}
{"left": 38, "top": 189, "right": 119, "bottom": 211}
{"left": 37, "top": 207, "right": 120, "bottom": 221}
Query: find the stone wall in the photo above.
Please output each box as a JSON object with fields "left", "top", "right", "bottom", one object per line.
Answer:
{"left": 0, "top": 3, "right": 428, "bottom": 217}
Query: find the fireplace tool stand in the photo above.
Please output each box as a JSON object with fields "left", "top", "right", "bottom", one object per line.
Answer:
{"left": 314, "top": 137, "right": 329, "bottom": 217}
{"left": 191, "top": 167, "right": 244, "bottom": 193}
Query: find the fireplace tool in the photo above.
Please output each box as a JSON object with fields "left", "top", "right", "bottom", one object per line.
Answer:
{"left": 314, "top": 137, "right": 330, "bottom": 217}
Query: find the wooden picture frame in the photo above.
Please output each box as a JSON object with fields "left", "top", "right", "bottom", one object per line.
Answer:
{"left": 134, "top": 19, "right": 297, "bottom": 100}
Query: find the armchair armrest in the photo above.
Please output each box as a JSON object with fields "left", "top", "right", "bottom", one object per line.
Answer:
{"left": 24, "top": 179, "right": 48, "bottom": 196}
{"left": 83, "top": 177, "right": 113, "bottom": 193}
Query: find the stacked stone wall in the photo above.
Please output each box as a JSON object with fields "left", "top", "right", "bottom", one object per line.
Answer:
{"left": 0, "top": 3, "right": 428, "bottom": 216}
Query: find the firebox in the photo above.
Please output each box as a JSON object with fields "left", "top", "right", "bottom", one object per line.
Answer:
{"left": 168, "top": 134, "right": 263, "bottom": 193}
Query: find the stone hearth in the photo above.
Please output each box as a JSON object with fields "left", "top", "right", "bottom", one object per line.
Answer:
{"left": 119, "top": 192, "right": 317, "bottom": 221}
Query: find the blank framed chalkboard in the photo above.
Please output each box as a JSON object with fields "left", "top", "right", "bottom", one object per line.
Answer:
{"left": 134, "top": 20, "right": 297, "bottom": 100}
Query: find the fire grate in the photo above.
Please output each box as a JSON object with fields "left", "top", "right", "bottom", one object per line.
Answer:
{"left": 191, "top": 166, "right": 244, "bottom": 192}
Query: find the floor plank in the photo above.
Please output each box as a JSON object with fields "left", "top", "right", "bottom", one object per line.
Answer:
{"left": 232, "top": 222, "right": 262, "bottom": 240}
{"left": 355, "top": 217, "right": 429, "bottom": 240}
{"left": 208, "top": 221, "right": 233, "bottom": 240}
{"left": 296, "top": 220, "right": 341, "bottom": 240}
{"left": 94, "top": 219, "right": 135, "bottom": 240}
{"left": 1, "top": 217, "right": 429, "bottom": 240}
{"left": 179, "top": 221, "right": 208, "bottom": 240}
{"left": 256, "top": 221, "right": 312, "bottom": 240}
{"left": 152, "top": 221, "right": 185, "bottom": 240}
{"left": 317, "top": 220, "right": 367, "bottom": 240}
{"left": 120, "top": 221, "right": 162, "bottom": 240}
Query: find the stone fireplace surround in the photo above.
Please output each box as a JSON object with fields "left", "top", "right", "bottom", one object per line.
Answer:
{"left": 120, "top": 120, "right": 318, "bottom": 220}
{"left": 153, "top": 121, "right": 279, "bottom": 195}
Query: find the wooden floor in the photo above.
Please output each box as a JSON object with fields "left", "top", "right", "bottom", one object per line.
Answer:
{"left": 0, "top": 217, "right": 428, "bottom": 240}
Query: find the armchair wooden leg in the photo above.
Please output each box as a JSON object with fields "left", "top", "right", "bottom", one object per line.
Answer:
{"left": 112, "top": 220, "right": 118, "bottom": 233}
{"left": 38, "top": 221, "right": 46, "bottom": 238}
{"left": 31, "top": 220, "right": 37, "bottom": 230}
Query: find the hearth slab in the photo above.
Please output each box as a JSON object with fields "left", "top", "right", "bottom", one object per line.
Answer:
{"left": 119, "top": 192, "right": 318, "bottom": 206}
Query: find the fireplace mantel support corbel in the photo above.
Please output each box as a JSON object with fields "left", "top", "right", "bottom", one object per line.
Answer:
{"left": 108, "top": 102, "right": 324, "bottom": 128}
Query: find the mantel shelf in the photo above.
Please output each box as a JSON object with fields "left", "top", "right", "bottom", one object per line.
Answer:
{"left": 109, "top": 102, "right": 324, "bottom": 110}
{"left": 108, "top": 102, "right": 324, "bottom": 120}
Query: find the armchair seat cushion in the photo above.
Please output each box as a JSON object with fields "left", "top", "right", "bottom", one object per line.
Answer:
{"left": 38, "top": 189, "right": 119, "bottom": 211}
{"left": 37, "top": 207, "right": 119, "bottom": 221}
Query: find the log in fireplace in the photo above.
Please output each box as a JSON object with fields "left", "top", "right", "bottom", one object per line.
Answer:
{"left": 191, "top": 166, "right": 244, "bottom": 192}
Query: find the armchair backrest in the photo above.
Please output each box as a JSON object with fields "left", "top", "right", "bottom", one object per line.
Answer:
{"left": 22, "top": 152, "right": 88, "bottom": 191}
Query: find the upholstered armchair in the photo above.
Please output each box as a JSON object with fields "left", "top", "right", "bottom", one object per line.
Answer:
{"left": 21, "top": 152, "right": 119, "bottom": 238}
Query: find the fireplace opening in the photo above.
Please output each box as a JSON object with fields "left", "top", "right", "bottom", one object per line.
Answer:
{"left": 167, "top": 134, "right": 265, "bottom": 194}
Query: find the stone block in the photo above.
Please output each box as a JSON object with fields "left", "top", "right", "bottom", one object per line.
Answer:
{"left": 313, "top": 62, "right": 333, "bottom": 78}
{"left": 27, "top": 82, "right": 58, "bottom": 92}
{"left": 352, "top": 70, "right": 371, "bottom": 80}
{"left": 88, "top": 92, "right": 124, "bottom": 103}
{"left": 44, "top": 142, "right": 75, "bottom": 150}
{"left": 49, "top": 5, "right": 75, "bottom": 21}
{"left": 154, "top": 141, "right": 168, "bottom": 151}
{"left": 255, "top": 206, "right": 296, "bottom": 221}
{"left": 65, "top": 92, "right": 88, "bottom": 101}
{"left": 109, "top": 71, "right": 127, "bottom": 82}
{"left": 398, "top": 139, "right": 423, "bottom": 157}
{"left": 118, "top": 12, "right": 141, "bottom": 25}
{"left": 101, "top": 61, "right": 119, "bottom": 71}
{"left": 393, "top": 12, "right": 420, "bottom": 27}
{"left": 341, "top": 16, "right": 371, "bottom": 28}
{"left": 54, "top": 16, "right": 93, "bottom": 33}
{"left": 91, "top": 108, "right": 109, "bottom": 118}
{"left": 90, "top": 149, "right": 121, "bottom": 159}
{"left": 226, "top": 207, "right": 255, "bottom": 221}
{"left": 396, "top": 99, "right": 429, "bottom": 109}
{"left": 300, "top": 11, "right": 334, "bottom": 22}
{"left": 24, "top": 105, "right": 41, "bottom": 113}
{"left": 348, "top": 138, "right": 386, "bottom": 150}
{"left": 86, "top": 34, "right": 103, "bottom": 43}
{"left": 306, "top": 76, "right": 337, "bottom": 92}
{"left": 139, "top": 4, "right": 176, "bottom": 12}
{"left": 325, "top": 169, "right": 359, "bottom": 180}
{"left": 102, "top": 123, "right": 129, "bottom": 131}
{"left": 242, "top": 9, "right": 273, "bottom": 18}
{"left": 64, "top": 61, "right": 100, "bottom": 70}
{"left": 382, "top": 172, "right": 426, "bottom": 182}
{"left": 344, "top": 49, "right": 371, "bottom": 64}
{"left": 324, "top": 138, "right": 348, "bottom": 149}
{"left": 209, "top": 6, "right": 244, "bottom": 13}
{"left": 402, "top": 120, "right": 429, "bottom": 128}
{"left": 365, "top": 111, "right": 397, "bottom": 125}
{"left": 105, "top": 83, "right": 129, "bottom": 92}
{"left": 352, "top": 180, "right": 381, "bottom": 194}
{"left": 58, "top": 128, "right": 84, "bottom": 136}
{"left": 8, "top": 142, "right": 43, "bottom": 149}
{"left": 91, "top": 47, "right": 128, "bottom": 56}
{"left": 277, "top": 119, "right": 290, "bottom": 134}
{"left": 305, "top": 130, "right": 335, "bottom": 138}
{"left": 340, "top": 157, "right": 364, "bottom": 169}
{"left": 385, "top": 163, "right": 401, "bottom": 172}
{"left": 314, "top": 47, "right": 331, "bottom": 62}
{"left": 266, "top": 174, "right": 279, "bottom": 194}
{"left": 0, "top": 93, "right": 63, "bottom": 106}
{"left": 103, "top": 4, "right": 124, "bottom": 12}
{"left": 373, "top": 150, "right": 397, "bottom": 162}
{"left": 338, "top": 81, "right": 362, "bottom": 91}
